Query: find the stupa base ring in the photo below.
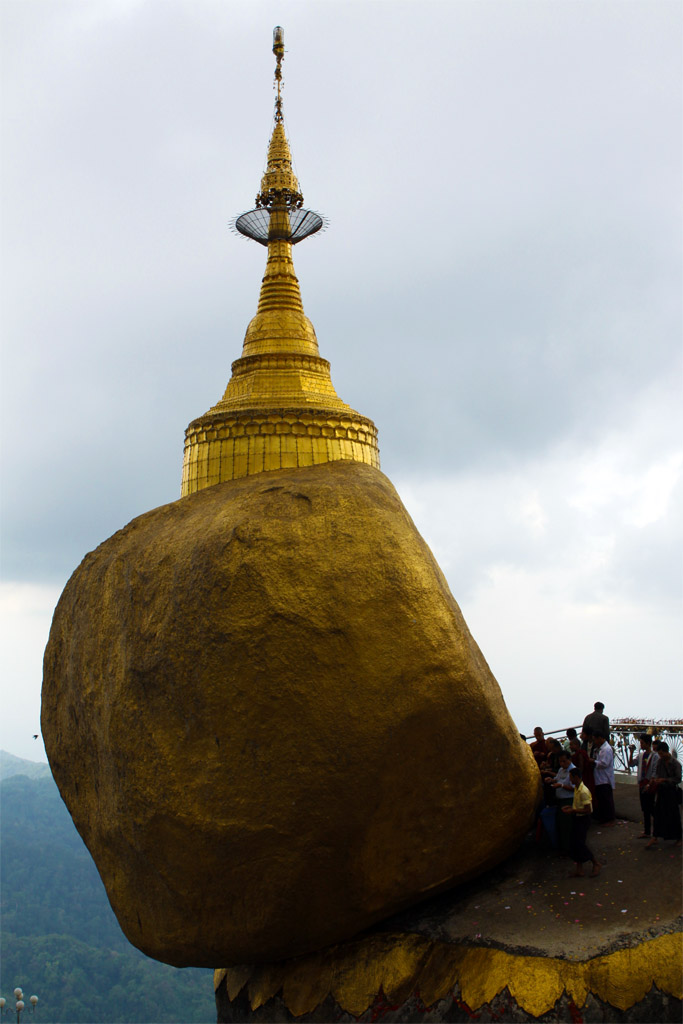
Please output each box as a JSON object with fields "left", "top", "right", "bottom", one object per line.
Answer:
{"left": 181, "top": 407, "right": 379, "bottom": 493}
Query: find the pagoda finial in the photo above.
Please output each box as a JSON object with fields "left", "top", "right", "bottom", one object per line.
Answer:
{"left": 238, "top": 26, "right": 313, "bottom": 234}
{"left": 273, "top": 25, "right": 285, "bottom": 124}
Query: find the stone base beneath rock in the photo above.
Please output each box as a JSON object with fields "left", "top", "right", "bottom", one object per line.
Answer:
{"left": 217, "top": 983, "right": 681, "bottom": 1023}
{"left": 215, "top": 933, "right": 682, "bottom": 1023}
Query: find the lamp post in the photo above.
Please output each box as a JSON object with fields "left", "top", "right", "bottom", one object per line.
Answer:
{"left": 0, "top": 988, "right": 38, "bottom": 1023}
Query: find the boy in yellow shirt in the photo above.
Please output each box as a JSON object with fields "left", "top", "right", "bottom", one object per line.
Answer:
{"left": 562, "top": 767, "right": 601, "bottom": 877}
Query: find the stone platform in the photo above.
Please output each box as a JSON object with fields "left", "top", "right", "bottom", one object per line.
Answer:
{"left": 215, "top": 781, "right": 682, "bottom": 1021}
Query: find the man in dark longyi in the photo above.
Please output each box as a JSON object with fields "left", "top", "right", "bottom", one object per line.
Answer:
{"left": 628, "top": 733, "right": 659, "bottom": 839}
{"left": 646, "top": 743, "right": 682, "bottom": 848}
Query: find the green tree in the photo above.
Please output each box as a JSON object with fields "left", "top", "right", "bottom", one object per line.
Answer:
{"left": 1, "top": 774, "right": 215, "bottom": 1023}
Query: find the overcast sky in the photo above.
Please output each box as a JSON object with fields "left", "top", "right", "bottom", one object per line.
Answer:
{"left": 1, "top": 0, "right": 681, "bottom": 762}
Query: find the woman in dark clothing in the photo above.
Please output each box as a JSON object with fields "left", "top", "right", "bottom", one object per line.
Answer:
{"left": 542, "top": 738, "right": 563, "bottom": 774}
{"left": 540, "top": 738, "right": 563, "bottom": 806}
{"left": 646, "top": 743, "right": 682, "bottom": 847}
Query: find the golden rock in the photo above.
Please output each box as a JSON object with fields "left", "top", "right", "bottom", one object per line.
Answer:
{"left": 42, "top": 460, "right": 540, "bottom": 967}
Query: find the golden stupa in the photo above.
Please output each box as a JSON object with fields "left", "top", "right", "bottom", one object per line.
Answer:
{"left": 181, "top": 27, "right": 378, "bottom": 493}
{"left": 42, "top": 28, "right": 540, "bottom": 970}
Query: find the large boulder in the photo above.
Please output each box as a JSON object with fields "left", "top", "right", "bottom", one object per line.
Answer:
{"left": 42, "top": 460, "right": 540, "bottom": 967}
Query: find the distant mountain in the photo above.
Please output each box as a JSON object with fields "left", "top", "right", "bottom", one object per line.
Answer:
{"left": 0, "top": 750, "right": 51, "bottom": 781}
{"left": 0, "top": 769, "right": 215, "bottom": 1023}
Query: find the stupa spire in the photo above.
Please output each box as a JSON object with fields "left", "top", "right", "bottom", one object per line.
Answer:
{"left": 181, "top": 27, "right": 379, "bottom": 496}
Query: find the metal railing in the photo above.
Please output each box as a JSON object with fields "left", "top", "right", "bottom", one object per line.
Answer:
{"left": 610, "top": 721, "right": 683, "bottom": 774}
{"left": 523, "top": 721, "right": 683, "bottom": 775}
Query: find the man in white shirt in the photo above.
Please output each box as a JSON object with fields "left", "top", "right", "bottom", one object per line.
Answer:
{"left": 551, "top": 751, "right": 576, "bottom": 802}
{"left": 551, "top": 750, "right": 576, "bottom": 853}
{"left": 592, "top": 729, "right": 615, "bottom": 825}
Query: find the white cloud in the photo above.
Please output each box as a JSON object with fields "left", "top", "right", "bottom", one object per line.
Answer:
{"left": 572, "top": 451, "right": 683, "bottom": 529}
{"left": 460, "top": 563, "right": 683, "bottom": 736}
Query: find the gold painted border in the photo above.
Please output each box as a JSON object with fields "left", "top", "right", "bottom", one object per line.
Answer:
{"left": 215, "top": 931, "right": 682, "bottom": 1018}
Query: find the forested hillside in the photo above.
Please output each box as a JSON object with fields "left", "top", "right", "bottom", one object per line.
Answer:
{"left": 0, "top": 750, "right": 51, "bottom": 781}
{"left": 0, "top": 758, "right": 215, "bottom": 1023}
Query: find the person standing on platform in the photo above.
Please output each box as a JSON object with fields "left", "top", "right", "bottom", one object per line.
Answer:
{"left": 591, "top": 730, "right": 615, "bottom": 825}
{"left": 646, "top": 743, "right": 682, "bottom": 847}
{"left": 564, "top": 728, "right": 578, "bottom": 752}
{"left": 551, "top": 751, "right": 576, "bottom": 853}
{"left": 628, "top": 734, "right": 659, "bottom": 839}
{"left": 563, "top": 767, "right": 600, "bottom": 877}
{"left": 569, "top": 736, "right": 595, "bottom": 797}
{"left": 653, "top": 739, "right": 678, "bottom": 761}
{"left": 582, "top": 702, "right": 610, "bottom": 742}
{"left": 530, "top": 727, "right": 548, "bottom": 766}
{"left": 542, "top": 738, "right": 563, "bottom": 775}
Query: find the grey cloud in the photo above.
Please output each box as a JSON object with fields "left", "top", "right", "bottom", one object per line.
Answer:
{"left": 1, "top": 1, "right": 680, "bottom": 592}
